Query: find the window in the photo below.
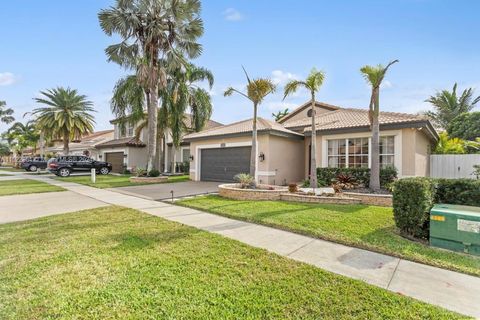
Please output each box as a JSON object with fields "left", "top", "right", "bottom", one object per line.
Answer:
{"left": 380, "top": 136, "right": 395, "bottom": 168}
{"left": 327, "top": 139, "right": 346, "bottom": 168}
{"left": 348, "top": 138, "right": 369, "bottom": 168}
{"left": 327, "top": 136, "right": 395, "bottom": 168}
{"left": 118, "top": 123, "right": 135, "bottom": 138}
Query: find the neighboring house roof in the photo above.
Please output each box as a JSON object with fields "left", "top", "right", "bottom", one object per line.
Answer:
{"left": 183, "top": 117, "right": 303, "bottom": 141}
{"left": 95, "top": 137, "right": 146, "bottom": 149}
{"left": 39, "top": 130, "right": 115, "bottom": 154}
{"left": 277, "top": 101, "right": 340, "bottom": 123}
{"left": 110, "top": 112, "right": 223, "bottom": 130}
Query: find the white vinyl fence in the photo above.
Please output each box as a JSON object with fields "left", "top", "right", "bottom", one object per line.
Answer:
{"left": 430, "top": 154, "right": 480, "bottom": 179}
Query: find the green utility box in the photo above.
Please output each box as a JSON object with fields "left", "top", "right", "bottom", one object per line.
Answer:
{"left": 430, "top": 204, "right": 480, "bottom": 256}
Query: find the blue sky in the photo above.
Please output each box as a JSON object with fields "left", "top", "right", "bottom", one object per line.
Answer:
{"left": 1, "top": 0, "right": 479, "bottom": 132}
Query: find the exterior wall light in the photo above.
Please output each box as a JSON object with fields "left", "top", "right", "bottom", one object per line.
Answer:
{"left": 259, "top": 152, "right": 265, "bottom": 162}
{"left": 189, "top": 155, "right": 194, "bottom": 161}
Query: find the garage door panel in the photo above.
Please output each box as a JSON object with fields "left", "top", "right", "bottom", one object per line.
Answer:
{"left": 105, "top": 152, "right": 124, "bottom": 173}
{"left": 200, "top": 147, "right": 251, "bottom": 182}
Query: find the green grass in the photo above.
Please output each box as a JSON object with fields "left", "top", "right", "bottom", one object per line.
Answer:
{"left": 0, "top": 167, "right": 25, "bottom": 172}
{"left": 0, "top": 179, "right": 65, "bottom": 196}
{"left": 0, "top": 206, "right": 465, "bottom": 319}
{"left": 54, "top": 174, "right": 190, "bottom": 188}
{"left": 177, "top": 195, "right": 480, "bottom": 277}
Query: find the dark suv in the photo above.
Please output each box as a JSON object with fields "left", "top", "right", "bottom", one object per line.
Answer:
{"left": 48, "top": 155, "right": 112, "bottom": 177}
{"left": 21, "top": 157, "right": 48, "bottom": 172}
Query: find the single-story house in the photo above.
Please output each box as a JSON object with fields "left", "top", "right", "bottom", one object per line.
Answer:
{"left": 96, "top": 114, "right": 222, "bottom": 173}
{"left": 183, "top": 101, "right": 439, "bottom": 184}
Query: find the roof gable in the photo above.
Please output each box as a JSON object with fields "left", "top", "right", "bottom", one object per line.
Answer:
{"left": 277, "top": 101, "right": 340, "bottom": 124}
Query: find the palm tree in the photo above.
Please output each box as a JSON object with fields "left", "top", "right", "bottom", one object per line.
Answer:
{"left": 99, "top": 0, "right": 204, "bottom": 171}
{"left": 0, "top": 101, "right": 15, "bottom": 124}
{"left": 4, "top": 121, "right": 39, "bottom": 155}
{"left": 32, "top": 87, "right": 95, "bottom": 155}
{"left": 224, "top": 68, "right": 276, "bottom": 180}
{"left": 360, "top": 60, "right": 398, "bottom": 191}
{"left": 425, "top": 83, "right": 480, "bottom": 129}
{"left": 284, "top": 68, "right": 325, "bottom": 189}
{"left": 272, "top": 108, "right": 289, "bottom": 122}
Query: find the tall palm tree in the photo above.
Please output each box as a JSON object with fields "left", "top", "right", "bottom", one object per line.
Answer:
{"left": 32, "top": 87, "right": 95, "bottom": 155}
{"left": 99, "top": 0, "right": 204, "bottom": 171}
{"left": 224, "top": 68, "right": 276, "bottom": 180}
{"left": 425, "top": 83, "right": 480, "bottom": 129}
{"left": 360, "top": 60, "right": 398, "bottom": 191}
{"left": 0, "top": 101, "right": 15, "bottom": 124}
{"left": 284, "top": 68, "right": 325, "bottom": 189}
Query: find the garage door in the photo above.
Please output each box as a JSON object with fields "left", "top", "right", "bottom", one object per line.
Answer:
{"left": 105, "top": 152, "right": 124, "bottom": 173}
{"left": 200, "top": 147, "right": 251, "bottom": 182}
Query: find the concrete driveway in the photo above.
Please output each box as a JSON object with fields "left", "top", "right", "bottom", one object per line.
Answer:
{"left": 109, "top": 181, "right": 221, "bottom": 200}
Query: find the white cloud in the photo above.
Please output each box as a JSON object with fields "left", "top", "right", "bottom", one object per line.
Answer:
{"left": 271, "top": 70, "right": 299, "bottom": 86}
{"left": 265, "top": 101, "right": 297, "bottom": 112}
{"left": 0, "top": 72, "right": 19, "bottom": 86}
{"left": 380, "top": 80, "right": 392, "bottom": 89}
{"left": 223, "top": 8, "right": 244, "bottom": 21}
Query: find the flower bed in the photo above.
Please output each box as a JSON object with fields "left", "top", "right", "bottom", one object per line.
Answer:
{"left": 129, "top": 176, "right": 168, "bottom": 183}
{"left": 218, "top": 184, "right": 287, "bottom": 201}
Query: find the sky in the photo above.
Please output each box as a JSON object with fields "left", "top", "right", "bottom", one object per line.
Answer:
{"left": 1, "top": 0, "right": 479, "bottom": 133}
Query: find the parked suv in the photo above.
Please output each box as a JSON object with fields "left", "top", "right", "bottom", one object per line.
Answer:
{"left": 21, "top": 157, "right": 48, "bottom": 172}
{"left": 48, "top": 155, "right": 112, "bottom": 177}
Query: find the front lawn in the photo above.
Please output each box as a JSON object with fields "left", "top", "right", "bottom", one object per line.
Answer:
{"left": 0, "top": 179, "right": 65, "bottom": 196}
{"left": 54, "top": 174, "right": 189, "bottom": 188}
{"left": 0, "top": 206, "right": 463, "bottom": 319}
{"left": 177, "top": 195, "right": 480, "bottom": 277}
{"left": 0, "top": 167, "right": 25, "bottom": 172}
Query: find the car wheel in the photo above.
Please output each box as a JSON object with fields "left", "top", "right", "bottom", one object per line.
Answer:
{"left": 58, "top": 168, "right": 71, "bottom": 177}
{"left": 29, "top": 165, "right": 38, "bottom": 172}
{"left": 99, "top": 167, "right": 110, "bottom": 175}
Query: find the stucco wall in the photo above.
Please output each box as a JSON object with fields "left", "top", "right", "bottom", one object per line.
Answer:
{"left": 401, "top": 128, "right": 416, "bottom": 176}
{"left": 264, "top": 135, "right": 304, "bottom": 185}
{"left": 415, "top": 130, "right": 431, "bottom": 177}
{"left": 126, "top": 146, "right": 148, "bottom": 169}
{"left": 188, "top": 133, "right": 303, "bottom": 185}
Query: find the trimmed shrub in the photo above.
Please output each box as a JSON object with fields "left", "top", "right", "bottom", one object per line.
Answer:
{"left": 148, "top": 169, "right": 160, "bottom": 177}
{"left": 392, "top": 178, "right": 435, "bottom": 239}
{"left": 392, "top": 177, "right": 480, "bottom": 239}
{"left": 316, "top": 167, "right": 396, "bottom": 188}
{"left": 288, "top": 183, "right": 298, "bottom": 193}
{"left": 434, "top": 178, "right": 480, "bottom": 207}
{"left": 135, "top": 168, "right": 147, "bottom": 177}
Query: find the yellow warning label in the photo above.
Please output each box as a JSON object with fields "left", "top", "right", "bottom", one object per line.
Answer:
{"left": 431, "top": 215, "right": 445, "bottom": 222}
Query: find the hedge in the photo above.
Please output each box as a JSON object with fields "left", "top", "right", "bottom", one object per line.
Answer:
{"left": 316, "top": 166, "right": 397, "bottom": 188}
{"left": 392, "top": 178, "right": 480, "bottom": 239}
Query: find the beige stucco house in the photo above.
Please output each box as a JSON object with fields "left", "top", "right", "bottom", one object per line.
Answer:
{"left": 96, "top": 114, "right": 222, "bottom": 173}
{"left": 183, "top": 101, "right": 438, "bottom": 184}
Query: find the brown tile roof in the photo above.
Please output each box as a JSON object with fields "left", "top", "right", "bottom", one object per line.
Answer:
{"left": 183, "top": 117, "right": 303, "bottom": 140}
{"left": 277, "top": 101, "right": 341, "bottom": 123}
{"left": 284, "top": 107, "right": 429, "bottom": 132}
{"left": 96, "top": 137, "right": 146, "bottom": 148}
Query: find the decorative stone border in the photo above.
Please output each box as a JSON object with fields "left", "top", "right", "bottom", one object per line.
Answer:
{"left": 343, "top": 192, "right": 393, "bottom": 207}
{"left": 218, "top": 184, "right": 287, "bottom": 201}
{"left": 129, "top": 176, "right": 169, "bottom": 183}
{"left": 280, "top": 193, "right": 361, "bottom": 205}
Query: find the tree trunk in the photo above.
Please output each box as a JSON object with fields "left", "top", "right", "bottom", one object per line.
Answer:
{"left": 310, "top": 95, "right": 318, "bottom": 190}
{"left": 370, "top": 88, "right": 381, "bottom": 191}
{"left": 250, "top": 103, "right": 258, "bottom": 180}
{"left": 172, "top": 146, "right": 177, "bottom": 173}
{"left": 39, "top": 131, "right": 45, "bottom": 157}
{"left": 146, "top": 88, "right": 158, "bottom": 171}
{"left": 63, "top": 132, "right": 69, "bottom": 155}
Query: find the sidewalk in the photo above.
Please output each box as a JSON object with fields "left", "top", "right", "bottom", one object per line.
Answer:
{"left": 29, "top": 175, "right": 480, "bottom": 318}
